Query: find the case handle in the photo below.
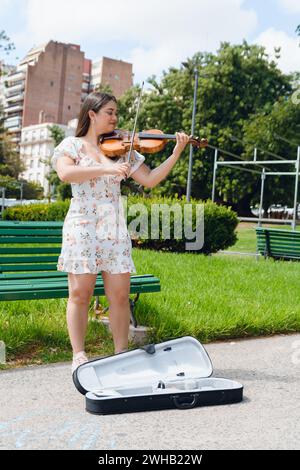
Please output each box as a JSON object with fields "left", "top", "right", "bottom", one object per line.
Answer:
{"left": 172, "top": 394, "right": 198, "bottom": 410}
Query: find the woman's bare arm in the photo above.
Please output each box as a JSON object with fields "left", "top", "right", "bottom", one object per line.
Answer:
{"left": 131, "top": 132, "right": 190, "bottom": 188}
{"left": 56, "top": 156, "right": 130, "bottom": 183}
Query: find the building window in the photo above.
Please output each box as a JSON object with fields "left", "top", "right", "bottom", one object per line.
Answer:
{"left": 68, "top": 105, "right": 71, "bottom": 110}
{"left": 30, "top": 160, "right": 34, "bottom": 169}
{"left": 50, "top": 81, "right": 54, "bottom": 86}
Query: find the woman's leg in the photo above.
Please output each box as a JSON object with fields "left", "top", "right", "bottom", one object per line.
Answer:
{"left": 67, "top": 273, "right": 98, "bottom": 354}
{"left": 101, "top": 271, "right": 131, "bottom": 354}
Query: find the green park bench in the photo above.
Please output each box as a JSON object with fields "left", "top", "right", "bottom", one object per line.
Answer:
{"left": 0, "top": 221, "right": 161, "bottom": 327}
{"left": 256, "top": 227, "right": 300, "bottom": 260}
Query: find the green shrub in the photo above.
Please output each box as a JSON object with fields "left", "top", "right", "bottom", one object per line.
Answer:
{"left": 128, "top": 195, "right": 238, "bottom": 253}
{"left": 57, "top": 182, "right": 72, "bottom": 201}
{"left": 2, "top": 200, "right": 70, "bottom": 221}
{"left": 2, "top": 195, "right": 238, "bottom": 253}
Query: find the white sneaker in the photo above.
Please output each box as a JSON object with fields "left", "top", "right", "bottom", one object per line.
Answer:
{"left": 72, "top": 351, "right": 89, "bottom": 374}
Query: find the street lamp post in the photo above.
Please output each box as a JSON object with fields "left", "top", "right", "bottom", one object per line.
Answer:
{"left": 186, "top": 68, "right": 199, "bottom": 202}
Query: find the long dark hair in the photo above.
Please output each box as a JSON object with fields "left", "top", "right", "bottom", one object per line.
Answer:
{"left": 75, "top": 92, "right": 117, "bottom": 138}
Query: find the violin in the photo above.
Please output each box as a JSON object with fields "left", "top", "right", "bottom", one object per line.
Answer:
{"left": 99, "top": 129, "right": 208, "bottom": 157}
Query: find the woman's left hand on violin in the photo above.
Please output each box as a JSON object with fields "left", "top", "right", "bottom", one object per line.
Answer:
{"left": 173, "top": 132, "right": 191, "bottom": 158}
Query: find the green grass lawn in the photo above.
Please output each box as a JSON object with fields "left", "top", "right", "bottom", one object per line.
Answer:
{"left": 1, "top": 244, "right": 300, "bottom": 369}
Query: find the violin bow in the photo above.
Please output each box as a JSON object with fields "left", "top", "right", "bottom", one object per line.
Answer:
{"left": 127, "top": 81, "right": 144, "bottom": 164}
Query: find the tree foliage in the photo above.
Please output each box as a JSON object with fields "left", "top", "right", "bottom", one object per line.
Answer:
{"left": 118, "top": 41, "right": 296, "bottom": 214}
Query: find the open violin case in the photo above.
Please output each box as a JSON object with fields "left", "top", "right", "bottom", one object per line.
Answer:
{"left": 73, "top": 336, "right": 243, "bottom": 415}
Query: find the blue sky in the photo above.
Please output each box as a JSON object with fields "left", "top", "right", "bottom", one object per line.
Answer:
{"left": 244, "top": 0, "right": 298, "bottom": 37}
{"left": 0, "top": 0, "right": 299, "bottom": 83}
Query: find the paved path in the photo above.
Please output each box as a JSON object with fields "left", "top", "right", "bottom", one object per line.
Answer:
{"left": 0, "top": 333, "right": 299, "bottom": 450}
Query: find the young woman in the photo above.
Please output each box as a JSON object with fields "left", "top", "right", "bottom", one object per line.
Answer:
{"left": 52, "top": 92, "right": 190, "bottom": 373}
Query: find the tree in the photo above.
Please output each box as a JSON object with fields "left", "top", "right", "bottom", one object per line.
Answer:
{"left": 118, "top": 41, "right": 294, "bottom": 214}
{"left": 0, "top": 30, "right": 15, "bottom": 59}
{"left": 242, "top": 98, "right": 300, "bottom": 211}
{"left": 94, "top": 83, "right": 113, "bottom": 94}
{"left": 0, "top": 31, "right": 26, "bottom": 197}
{"left": 0, "top": 96, "right": 27, "bottom": 196}
{"left": 45, "top": 125, "right": 67, "bottom": 200}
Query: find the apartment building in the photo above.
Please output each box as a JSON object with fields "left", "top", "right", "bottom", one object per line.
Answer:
{"left": 19, "top": 120, "right": 77, "bottom": 196}
{"left": 2, "top": 41, "right": 133, "bottom": 196}
{"left": 0, "top": 61, "right": 16, "bottom": 109}
{"left": 4, "top": 41, "right": 85, "bottom": 145}
{"left": 4, "top": 43, "right": 133, "bottom": 147}
{"left": 90, "top": 56, "right": 133, "bottom": 98}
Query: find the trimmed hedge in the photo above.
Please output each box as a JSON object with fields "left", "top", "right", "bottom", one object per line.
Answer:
{"left": 2, "top": 196, "right": 238, "bottom": 254}
{"left": 2, "top": 200, "right": 70, "bottom": 222}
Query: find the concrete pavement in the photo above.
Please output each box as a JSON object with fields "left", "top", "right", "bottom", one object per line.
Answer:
{"left": 0, "top": 333, "right": 299, "bottom": 450}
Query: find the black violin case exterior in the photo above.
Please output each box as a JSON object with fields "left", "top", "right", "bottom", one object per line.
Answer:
{"left": 73, "top": 336, "right": 243, "bottom": 415}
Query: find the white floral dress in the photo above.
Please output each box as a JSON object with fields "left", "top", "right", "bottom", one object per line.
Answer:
{"left": 51, "top": 136, "right": 145, "bottom": 274}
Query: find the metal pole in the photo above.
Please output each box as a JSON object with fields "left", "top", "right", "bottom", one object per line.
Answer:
{"left": 254, "top": 147, "right": 257, "bottom": 162}
{"left": 1, "top": 187, "right": 5, "bottom": 216}
{"left": 20, "top": 182, "right": 23, "bottom": 205}
{"left": 258, "top": 168, "right": 266, "bottom": 227}
{"left": 186, "top": 69, "right": 199, "bottom": 202}
{"left": 292, "top": 146, "right": 300, "bottom": 230}
{"left": 217, "top": 160, "right": 296, "bottom": 165}
{"left": 211, "top": 149, "right": 218, "bottom": 202}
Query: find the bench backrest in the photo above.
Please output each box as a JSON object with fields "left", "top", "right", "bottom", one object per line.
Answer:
{"left": 0, "top": 221, "right": 63, "bottom": 274}
{"left": 256, "top": 227, "right": 300, "bottom": 259}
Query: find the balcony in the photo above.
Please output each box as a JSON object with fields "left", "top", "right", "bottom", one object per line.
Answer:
{"left": 6, "top": 71, "right": 26, "bottom": 83}
{"left": 6, "top": 93, "right": 24, "bottom": 104}
{"left": 6, "top": 82, "right": 25, "bottom": 95}
{"left": 5, "top": 104, "right": 23, "bottom": 114}
{"left": 4, "top": 116, "right": 22, "bottom": 130}
{"left": 81, "top": 82, "right": 89, "bottom": 91}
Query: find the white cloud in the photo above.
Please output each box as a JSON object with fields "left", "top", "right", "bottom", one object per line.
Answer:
{"left": 254, "top": 28, "right": 300, "bottom": 74}
{"left": 278, "top": 0, "right": 300, "bottom": 14}
{"left": 0, "top": 0, "right": 11, "bottom": 10}
{"left": 9, "top": 0, "right": 258, "bottom": 82}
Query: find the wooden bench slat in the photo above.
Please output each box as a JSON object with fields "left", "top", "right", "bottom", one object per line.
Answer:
{"left": 0, "top": 237, "right": 62, "bottom": 244}
{"left": 0, "top": 271, "right": 154, "bottom": 281}
{"left": 0, "top": 275, "right": 160, "bottom": 290}
{"left": 0, "top": 283, "right": 161, "bottom": 301}
{"left": 0, "top": 256, "right": 61, "bottom": 264}
{"left": 0, "top": 263, "right": 57, "bottom": 272}
{"left": 0, "top": 229, "right": 63, "bottom": 236}
{"left": 0, "top": 247, "right": 61, "bottom": 254}
{"left": 0, "top": 271, "right": 67, "bottom": 280}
